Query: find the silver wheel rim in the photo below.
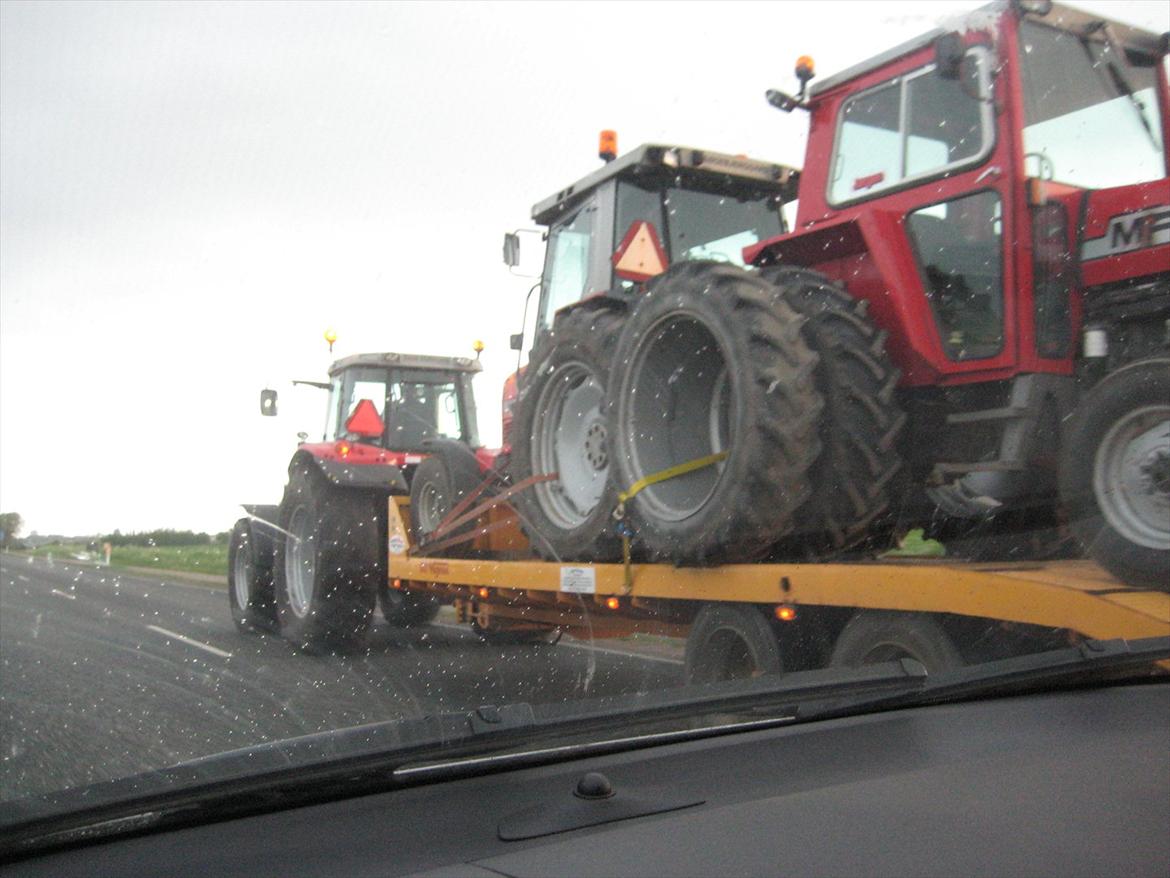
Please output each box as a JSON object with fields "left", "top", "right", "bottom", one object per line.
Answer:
{"left": 285, "top": 506, "right": 314, "bottom": 618}
{"left": 620, "top": 312, "right": 730, "bottom": 522}
{"left": 531, "top": 360, "right": 608, "bottom": 529}
{"left": 232, "top": 539, "right": 252, "bottom": 609}
{"left": 416, "top": 479, "right": 446, "bottom": 535}
{"left": 1093, "top": 404, "right": 1170, "bottom": 551}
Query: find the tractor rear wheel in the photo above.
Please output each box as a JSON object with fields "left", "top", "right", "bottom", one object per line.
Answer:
{"left": 608, "top": 262, "right": 822, "bottom": 563}
{"left": 408, "top": 443, "right": 487, "bottom": 556}
{"left": 763, "top": 266, "right": 906, "bottom": 555}
{"left": 1059, "top": 358, "right": 1170, "bottom": 590}
{"left": 274, "top": 465, "right": 378, "bottom": 651}
{"left": 510, "top": 306, "right": 625, "bottom": 561}
{"left": 227, "top": 518, "right": 277, "bottom": 634}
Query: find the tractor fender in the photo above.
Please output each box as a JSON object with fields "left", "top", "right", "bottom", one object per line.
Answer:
{"left": 419, "top": 438, "right": 490, "bottom": 482}
{"left": 239, "top": 505, "right": 281, "bottom": 562}
{"left": 289, "top": 449, "right": 409, "bottom": 494}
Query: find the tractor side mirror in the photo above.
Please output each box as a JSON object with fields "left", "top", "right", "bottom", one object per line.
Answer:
{"left": 260, "top": 388, "right": 278, "bottom": 417}
{"left": 503, "top": 232, "right": 521, "bottom": 267}
{"left": 934, "top": 32, "right": 965, "bottom": 80}
{"left": 509, "top": 332, "right": 524, "bottom": 351}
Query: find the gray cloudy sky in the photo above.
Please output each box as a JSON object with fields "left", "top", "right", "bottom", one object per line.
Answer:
{"left": 2, "top": 0, "right": 1166, "bottom": 537}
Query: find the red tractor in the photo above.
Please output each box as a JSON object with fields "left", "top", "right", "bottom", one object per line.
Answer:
{"left": 492, "top": 2, "right": 1168, "bottom": 587}
{"left": 228, "top": 351, "right": 487, "bottom": 648}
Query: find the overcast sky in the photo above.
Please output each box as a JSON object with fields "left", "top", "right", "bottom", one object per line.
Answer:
{"left": 2, "top": 0, "right": 1166, "bottom": 537}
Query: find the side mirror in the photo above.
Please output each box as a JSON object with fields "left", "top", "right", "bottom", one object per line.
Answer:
{"left": 934, "top": 32, "right": 965, "bottom": 80}
{"left": 509, "top": 332, "right": 524, "bottom": 351}
{"left": 502, "top": 232, "right": 521, "bottom": 267}
{"left": 260, "top": 388, "right": 278, "bottom": 416}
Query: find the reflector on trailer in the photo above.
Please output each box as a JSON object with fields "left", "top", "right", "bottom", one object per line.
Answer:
{"left": 613, "top": 220, "right": 669, "bottom": 282}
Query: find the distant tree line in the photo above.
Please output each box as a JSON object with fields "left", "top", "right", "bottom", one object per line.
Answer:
{"left": 100, "top": 529, "right": 230, "bottom": 547}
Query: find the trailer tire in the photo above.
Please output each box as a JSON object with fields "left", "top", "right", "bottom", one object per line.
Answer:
{"left": 379, "top": 586, "right": 441, "bottom": 626}
{"left": 1059, "top": 358, "right": 1170, "bottom": 591}
{"left": 227, "top": 518, "right": 277, "bottom": 634}
{"left": 274, "top": 465, "right": 378, "bottom": 651}
{"left": 829, "top": 611, "right": 963, "bottom": 675}
{"left": 685, "top": 603, "right": 783, "bottom": 684}
{"left": 762, "top": 266, "right": 906, "bottom": 554}
{"left": 510, "top": 306, "right": 625, "bottom": 561}
{"left": 409, "top": 447, "right": 485, "bottom": 556}
{"left": 609, "top": 262, "right": 822, "bottom": 563}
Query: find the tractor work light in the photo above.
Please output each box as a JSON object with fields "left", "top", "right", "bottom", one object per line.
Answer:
{"left": 599, "top": 130, "right": 617, "bottom": 163}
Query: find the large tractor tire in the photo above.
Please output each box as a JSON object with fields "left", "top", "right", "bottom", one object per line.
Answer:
{"left": 763, "top": 266, "right": 906, "bottom": 554}
{"left": 408, "top": 440, "right": 488, "bottom": 556}
{"left": 1059, "top": 358, "right": 1169, "bottom": 591}
{"left": 273, "top": 465, "right": 379, "bottom": 651}
{"left": 510, "top": 306, "right": 625, "bottom": 561}
{"left": 608, "top": 261, "right": 823, "bottom": 564}
{"left": 227, "top": 518, "right": 277, "bottom": 634}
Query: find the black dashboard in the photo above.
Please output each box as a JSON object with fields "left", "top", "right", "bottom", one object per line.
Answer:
{"left": 6, "top": 683, "right": 1168, "bottom": 877}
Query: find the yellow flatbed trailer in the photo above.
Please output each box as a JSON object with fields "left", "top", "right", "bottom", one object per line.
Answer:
{"left": 385, "top": 497, "right": 1170, "bottom": 675}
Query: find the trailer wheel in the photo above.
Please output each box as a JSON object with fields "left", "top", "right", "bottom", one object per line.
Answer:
{"left": 685, "top": 604, "right": 783, "bottom": 684}
{"left": 409, "top": 446, "right": 485, "bottom": 556}
{"left": 763, "top": 266, "right": 906, "bottom": 554}
{"left": 510, "top": 306, "right": 625, "bottom": 561}
{"left": 274, "top": 465, "right": 378, "bottom": 651}
{"left": 379, "top": 586, "right": 441, "bottom": 626}
{"left": 227, "top": 519, "right": 276, "bottom": 634}
{"left": 1059, "top": 358, "right": 1169, "bottom": 590}
{"left": 829, "top": 611, "right": 962, "bottom": 675}
{"left": 609, "top": 262, "right": 822, "bottom": 563}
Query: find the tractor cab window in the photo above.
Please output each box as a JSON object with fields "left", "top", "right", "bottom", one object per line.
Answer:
{"left": 329, "top": 367, "right": 389, "bottom": 442}
{"left": 387, "top": 372, "right": 463, "bottom": 448}
{"left": 539, "top": 201, "right": 599, "bottom": 330}
{"left": 1019, "top": 22, "right": 1164, "bottom": 189}
{"left": 908, "top": 190, "right": 1004, "bottom": 361}
{"left": 664, "top": 187, "right": 783, "bottom": 265}
{"left": 830, "top": 48, "right": 992, "bottom": 204}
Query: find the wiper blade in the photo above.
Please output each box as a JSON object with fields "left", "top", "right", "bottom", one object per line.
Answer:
{"left": 0, "top": 659, "right": 926, "bottom": 860}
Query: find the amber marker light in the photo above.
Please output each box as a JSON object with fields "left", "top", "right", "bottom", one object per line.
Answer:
{"left": 392, "top": 578, "right": 403, "bottom": 590}
{"left": 478, "top": 587, "right": 491, "bottom": 599}
{"left": 775, "top": 604, "right": 798, "bottom": 622}
{"left": 605, "top": 597, "right": 621, "bottom": 611}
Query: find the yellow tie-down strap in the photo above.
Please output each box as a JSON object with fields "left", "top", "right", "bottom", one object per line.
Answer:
{"left": 613, "top": 451, "right": 729, "bottom": 594}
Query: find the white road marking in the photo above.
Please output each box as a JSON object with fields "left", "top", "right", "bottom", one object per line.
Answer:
{"left": 51, "top": 589, "right": 76, "bottom": 601}
{"left": 17, "top": 574, "right": 30, "bottom": 582}
{"left": 145, "top": 625, "right": 233, "bottom": 659}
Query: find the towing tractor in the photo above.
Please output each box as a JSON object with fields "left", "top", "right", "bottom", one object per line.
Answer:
{"left": 490, "top": 1, "right": 1169, "bottom": 587}
{"left": 228, "top": 351, "right": 485, "bottom": 648}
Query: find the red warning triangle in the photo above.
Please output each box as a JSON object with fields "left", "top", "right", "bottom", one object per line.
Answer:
{"left": 345, "top": 398, "right": 385, "bottom": 438}
{"left": 613, "top": 220, "right": 669, "bottom": 282}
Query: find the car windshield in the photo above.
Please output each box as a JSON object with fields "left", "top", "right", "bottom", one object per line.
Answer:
{"left": 1, "top": 0, "right": 1167, "bottom": 851}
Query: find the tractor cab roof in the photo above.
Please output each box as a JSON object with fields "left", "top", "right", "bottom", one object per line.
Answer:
{"left": 532, "top": 143, "right": 799, "bottom": 227}
{"left": 808, "top": 1, "right": 1165, "bottom": 100}
{"left": 328, "top": 352, "right": 483, "bottom": 377}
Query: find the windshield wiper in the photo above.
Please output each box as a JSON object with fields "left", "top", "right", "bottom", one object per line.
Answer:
{"left": 1081, "top": 22, "right": 1161, "bottom": 151}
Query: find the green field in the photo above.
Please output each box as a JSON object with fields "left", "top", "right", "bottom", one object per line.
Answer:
{"left": 20, "top": 543, "right": 228, "bottom": 577}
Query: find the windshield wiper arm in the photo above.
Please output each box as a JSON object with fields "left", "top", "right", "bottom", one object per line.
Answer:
{"left": 1081, "top": 22, "right": 1160, "bottom": 151}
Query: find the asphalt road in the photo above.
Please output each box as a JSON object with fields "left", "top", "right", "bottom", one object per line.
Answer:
{"left": 0, "top": 552, "right": 681, "bottom": 802}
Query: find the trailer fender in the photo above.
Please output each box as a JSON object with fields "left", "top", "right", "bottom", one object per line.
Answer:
{"left": 290, "top": 450, "right": 408, "bottom": 494}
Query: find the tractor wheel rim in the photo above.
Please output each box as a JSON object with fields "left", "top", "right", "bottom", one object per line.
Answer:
{"left": 285, "top": 506, "right": 314, "bottom": 618}
{"left": 232, "top": 541, "right": 252, "bottom": 609}
{"left": 416, "top": 481, "right": 445, "bottom": 535}
{"left": 532, "top": 360, "right": 608, "bottom": 529}
{"left": 621, "top": 313, "right": 729, "bottom": 522}
{"left": 1093, "top": 404, "right": 1170, "bottom": 551}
